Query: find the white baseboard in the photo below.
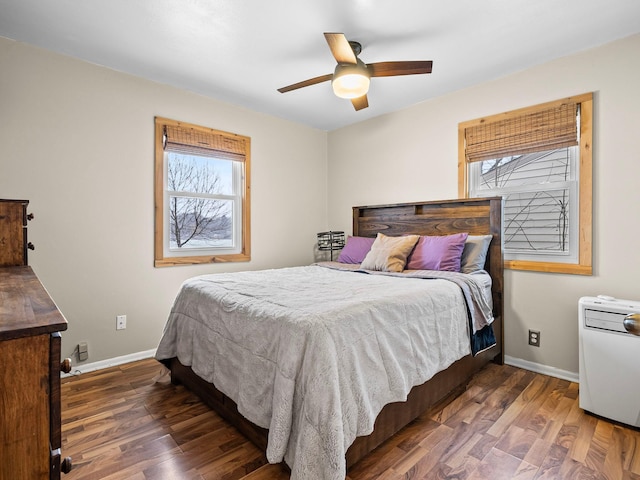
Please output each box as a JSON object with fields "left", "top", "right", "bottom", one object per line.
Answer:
{"left": 62, "top": 348, "right": 157, "bottom": 377}
{"left": 64, "top": 350, "right": 579, "bottom": 385}
{"left": 504, "top": 355, "right": 579, "bottom": 383}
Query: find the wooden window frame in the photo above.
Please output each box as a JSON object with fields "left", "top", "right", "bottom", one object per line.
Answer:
{"left": 458, "top": 93, "right": 593, "bottom": 275}
{"left": 154, "top": 117, "right": 251, "bottom": 267}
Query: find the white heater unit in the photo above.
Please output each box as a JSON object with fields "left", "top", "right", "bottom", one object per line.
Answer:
{"left": 579, "top": 296, "right": 640, "bottom": 427}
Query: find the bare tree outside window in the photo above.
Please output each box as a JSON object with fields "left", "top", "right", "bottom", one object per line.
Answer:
{"left": 154, "top": 116, "right": 251, "bottom": 267}
{"left": 167, "top": 154, "right": 233, "bottom": 249}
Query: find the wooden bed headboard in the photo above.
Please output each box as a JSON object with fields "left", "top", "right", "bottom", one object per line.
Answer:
{"left": 352, "top": 197, "right": 503, "bottom": 355}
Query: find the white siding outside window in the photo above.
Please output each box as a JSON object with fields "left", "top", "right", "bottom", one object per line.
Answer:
{"left": 469, "top": 146, "right": 579, "bottom": 264}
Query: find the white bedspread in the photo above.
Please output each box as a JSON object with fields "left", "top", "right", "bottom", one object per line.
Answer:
{"left": 155, "top": 264, "right": 485, "bottom": 479}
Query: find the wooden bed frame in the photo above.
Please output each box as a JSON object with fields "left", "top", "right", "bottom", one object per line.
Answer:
{"left": 166, "top": 197, "right": 504, "bottom": 470}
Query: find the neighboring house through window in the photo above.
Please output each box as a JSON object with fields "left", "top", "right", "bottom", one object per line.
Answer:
{"left": 154, "top": 117, "right": 251, "bottom": 267}
{"left": 458, "top": 93, "right": 593, "bottom": 275}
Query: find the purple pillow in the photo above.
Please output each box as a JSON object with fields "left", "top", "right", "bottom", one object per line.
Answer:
{"left": 337, "top": 236, "right": 375, "bottom": 264}
{"left": 406, "top": 233, "right": 469, "bottom": 272}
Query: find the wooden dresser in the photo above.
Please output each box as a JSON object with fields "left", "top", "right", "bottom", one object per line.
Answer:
{"left": 0, "top": 199, "right": 72, "bottom": 479}
{"left": 0, "top": 199, "right": 33, "bottom": 266}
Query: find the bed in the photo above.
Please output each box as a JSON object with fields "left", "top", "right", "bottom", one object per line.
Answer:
{"left": 155, "top": 197, "right": 503, "bottom": 479}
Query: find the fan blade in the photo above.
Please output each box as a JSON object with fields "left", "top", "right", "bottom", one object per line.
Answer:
{"left": 324, "top": 32, "right": 357, "bottom": 64}
{"left": 367, "top": 61, "right": 433, "bottom": 77}
{"left": 277, "top": 73, "right": 333, "bottom": 93}
{"left": 351, "top": 95, "right": 369, "bottom": 111}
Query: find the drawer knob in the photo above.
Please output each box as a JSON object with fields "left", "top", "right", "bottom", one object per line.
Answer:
{"left": 27, "top": 213, "right": 34, "bottom": 221}
{"left": 61, "top": 358, "right": 72, "bottom": 374}
{"left": 61, "top": 456, "right": 73, "bottom": 474}
{"left": 27, "top": 242, "right": 35, "bottom": 250}
{"left": 623, "top": 313, "right": 640, "bottom": 336}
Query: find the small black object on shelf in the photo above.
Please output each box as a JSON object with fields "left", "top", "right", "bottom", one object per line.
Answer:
{"left": 317, "top": 231, "right": 345, "bottom": 261}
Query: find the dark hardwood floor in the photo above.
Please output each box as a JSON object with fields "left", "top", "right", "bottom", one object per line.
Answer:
{"left": 61, "top": 359, "right": 640, "bottom": 479}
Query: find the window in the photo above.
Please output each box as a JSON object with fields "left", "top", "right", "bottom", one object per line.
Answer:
{"left": 154, "top": 117, "right": 250, "bottom": 266}
{"left": 470, "top": 147, "right": 579, "bottom": 263}
{"left": 458, "top": 93, "right": 593, "bottom": 275}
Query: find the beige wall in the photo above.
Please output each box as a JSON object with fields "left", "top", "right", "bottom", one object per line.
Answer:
{"left": 0, "top": 37, "right": 328, "bottom": 364}
{"left": 328, "top": 33, "right": 640, "bottom": 376}
{"left": 3, "top": 32, "right": 639, "bottom": 376}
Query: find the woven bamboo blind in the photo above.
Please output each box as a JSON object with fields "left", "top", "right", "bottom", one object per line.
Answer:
{"left": 465, "top": 102, "right": 578, "bottom": 163}
{"left": 163, "top": 124, "right": 247, "bottom": 162}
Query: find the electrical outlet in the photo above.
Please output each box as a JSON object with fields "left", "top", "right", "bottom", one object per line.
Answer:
{"left": 116, "top": 314, "right": 127, "bottom": 330}
{"left": 528, "top": 329, "right": 541, "bottom": 347}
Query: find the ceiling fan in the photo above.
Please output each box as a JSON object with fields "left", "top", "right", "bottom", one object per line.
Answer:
{"left": 277, "top": 32, "right": 433, "bottom": 111}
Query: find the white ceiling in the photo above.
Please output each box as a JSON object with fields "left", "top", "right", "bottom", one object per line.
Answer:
{"left": 1, "top": 0, "right": 640, "bottom": 131}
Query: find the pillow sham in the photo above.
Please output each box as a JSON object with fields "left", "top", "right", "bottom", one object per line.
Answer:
{"left": 337, "top": 235, "right": 375, "bottom": 264}
{"left": 360, "top": 233, "right": 420, "bottom": 272}
{"left": 460, "top": 234, "right": 493, "bottom": 273}
{"left": 406, "top": 233, "right": 469, "bottom": 272}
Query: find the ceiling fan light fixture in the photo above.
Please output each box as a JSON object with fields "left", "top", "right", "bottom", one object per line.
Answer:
{"left": 277, "top": 33, "right": 433, "bottom": 111}
{"left": 331, "top": 62, "right": 370, "bottom": 99}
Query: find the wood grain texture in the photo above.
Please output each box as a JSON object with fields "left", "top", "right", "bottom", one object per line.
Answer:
{"left": 367, "top": 61, "right": 433, "bottom": 77}
{"left": 61, "top": 359, "right": 640, "bottom": 480}
{"left": 324, "top": 32, "right": 357, "bottom": 64}
{"left": 0, "top": 266, "right": 68, "bottom": 341}
{"left": 1, "top": 335, "right": 50, "bottom": 479}
{"left": 0, "top": 199, "right": 28, "bottom": 266}
{"left": 0, "top": 264, "right": 69, "bottom": 479}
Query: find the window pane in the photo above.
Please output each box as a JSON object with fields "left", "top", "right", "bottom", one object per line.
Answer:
{"left": 476, "top": 148, "right": 573, "bottom": 191}
{"left": 167, "top": 152, "right": 233, "bottom": 195}
{"left": 504, "top": 189, "right": 571, "bottom": 254}
{"left": 169, "top": 196, "right": 233, "bottom": 249}
{"left": 470, "top": 146, "right": 578, "bottom": 260}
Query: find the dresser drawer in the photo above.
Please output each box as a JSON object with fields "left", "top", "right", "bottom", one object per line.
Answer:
{"left": 0, "top": 199, "right": 31, "bottom": 267}
{"left": 0, "top": 266, "right": 71, "bottom": 479}
{"left": 0, "top": 335, "right": 51, "bottom": 479}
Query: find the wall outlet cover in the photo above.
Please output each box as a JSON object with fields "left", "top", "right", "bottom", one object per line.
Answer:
{"left": 528, "top": 329, "right": 541, "bottom": 347}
